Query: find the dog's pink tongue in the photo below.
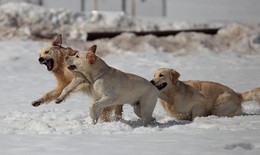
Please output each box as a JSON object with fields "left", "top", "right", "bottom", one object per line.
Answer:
{"left": 47, "top": 61, "right": 51, "bottom": 69}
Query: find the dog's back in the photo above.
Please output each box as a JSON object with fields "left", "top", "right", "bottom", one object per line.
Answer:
{"left": 95, "top": 67, "right": 157, "bottom": 103}
{"left": 185, "top": 80, "right": 240, "bottom": 101}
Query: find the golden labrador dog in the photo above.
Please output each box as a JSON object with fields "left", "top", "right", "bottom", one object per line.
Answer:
{"left": 31, "top": 34, "right": 123, "bottom": 122}
{"left": 151, "top": 68, "right": 260, "bottom": 121}
{"left": 55, "top": 45, "right": 169, "bottom": 126}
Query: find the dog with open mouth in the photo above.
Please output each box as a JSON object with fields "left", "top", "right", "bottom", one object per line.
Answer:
{"left": 32, "top": 34, "right": 123, "bottom": 122}
{"left": 151, "top": 68, "right": 260, "bottom": 121}
{"left": 55, "top": 45, "right": 170, "bottom": 126}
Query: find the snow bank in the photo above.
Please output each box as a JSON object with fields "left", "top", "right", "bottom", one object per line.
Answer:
{"left": 0, "top": 2, "right": 155, "bottom": 40}
{"left": 91, "top": 23, "right": 260, "bottom": 55}
{"left": 1, "top": 3, "right": 260, "bottom": 55}
{"left": 0, "top": 2, "right": 221, "bottom": 41}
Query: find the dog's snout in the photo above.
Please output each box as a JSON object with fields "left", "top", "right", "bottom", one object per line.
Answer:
{"left": 38, "top": 57, "right": 44, "bottom": 63}
{"left": 150, "top": 80, "right": 155, "bottom": 85}
{"left": 67, "top": 65, "right": 76, "bottom": 70}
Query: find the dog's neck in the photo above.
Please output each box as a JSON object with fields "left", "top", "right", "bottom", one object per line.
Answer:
{"left": 52, "top": 47, "right": 76, "bottom": 84}
{"left": 165, "top": 80, "right": 185, "bottom": 100}
{"left": 178, "top": 80, "right": 189, "bottom": 92}
{"left": 174, "top": 80, "right": 194, "bottom": 100}
{"left": 86, "top": 57, "right": 111, "bottom": 84}
{"left": 91, "top": 66, "right": 111, "bottom": 84}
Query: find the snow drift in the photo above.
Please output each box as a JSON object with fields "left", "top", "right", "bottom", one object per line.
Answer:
{"left": 0, "top": 2, "right": 170, "bottom": 40}
{"left": 1, "top": 2, "right": 260, "bottom": 55}
{"left": 91, "top": 23, "right": 260, "bottom": 55}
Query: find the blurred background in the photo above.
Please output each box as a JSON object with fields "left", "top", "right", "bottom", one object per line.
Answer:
{"left": 0, "top": 0, "right": 260, "bottom": 54}
{"left": 1, "top": 0, "right": 260, "bottom": 23}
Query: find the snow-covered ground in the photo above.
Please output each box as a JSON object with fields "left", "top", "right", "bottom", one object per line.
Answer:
{"left": 0, "top": 40, "right": 260, "bottom": 155}
{"left": 1, "top": 2, "right": 260, "bottom": 155}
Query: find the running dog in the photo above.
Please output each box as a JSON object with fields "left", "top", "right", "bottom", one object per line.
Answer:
{"left": 151, "top": 68, "right": 260, "bottom": 121}
{"left": 55, "top": 45, "right": 169, "bottom": 126}
{"left": 31, "top": 34, "right": 123, "bottom": 122}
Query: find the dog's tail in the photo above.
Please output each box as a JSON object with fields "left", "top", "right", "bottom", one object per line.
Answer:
{"left": 240, "top": 87, "right": 260, "bottom": 104}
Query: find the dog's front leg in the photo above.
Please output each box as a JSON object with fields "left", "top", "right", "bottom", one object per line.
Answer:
{"left": 191, "top": 103, "right": 207, "bottom": 121}
{"left": 90, "top": 97, "right": 114, "bottom": 124}
{"left": 55, "top": 78, "right": 85, "bottom": 104}
{"left": 32, "top": 89, "right": 60, "bottom": 107}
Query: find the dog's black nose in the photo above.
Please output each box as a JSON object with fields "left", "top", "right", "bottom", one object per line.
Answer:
{"left": 150, "top": 80, "right": 155, "bottom": 85}
{"left": 38, "top": 57, "right": 44, "bottom": 63}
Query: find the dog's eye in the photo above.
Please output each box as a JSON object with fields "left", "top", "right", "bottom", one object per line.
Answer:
{"left": 76, "top": 55, "right": 79, "bottom": 58}
{"left": 44, "top": 51, "right": 49, "bottom": 54}
{"left": 159, "top": 74, "right": 164, "bottom": 77}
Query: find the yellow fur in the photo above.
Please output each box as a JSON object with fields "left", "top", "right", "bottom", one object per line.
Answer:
{"left": 32, "top": 34, "right": 122, "bottom": 122}
{"left": 152, "top": 68, "right": 260, "bottom": 121}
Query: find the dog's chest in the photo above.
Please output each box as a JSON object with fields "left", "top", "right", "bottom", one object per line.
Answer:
{"left": 89, "top": 81, "right": 112, "bottom": 101}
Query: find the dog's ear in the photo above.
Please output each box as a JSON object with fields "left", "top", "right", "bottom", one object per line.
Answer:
{"left": 86, "top": 53, "right": 96, "bottom": 64}
{"left": 86, "top": 45, "right": 97, "bottom": 64}
{"left": 87, "top": 45, "right": 97, "bottom": 55}
{"left": 170, "top": 69, "right": 180, "bottom": 83}
{"left": 52, "top": 34, "right": 62, "bottom": 46}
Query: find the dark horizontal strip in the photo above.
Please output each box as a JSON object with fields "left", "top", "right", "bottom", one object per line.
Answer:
{"left": 86, "top": 28, "right": 220, "bottom": 41}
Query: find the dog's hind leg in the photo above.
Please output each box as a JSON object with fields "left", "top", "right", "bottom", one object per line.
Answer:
{"left": 132, "top": 101, "right": 142, "bottom": 118}
{"left": 100, "top": 105, "right": 123, "bottom": 122}
{"left": 114, "top": 105, "right": 123, "bottom": 121}
{"left": 140, "top": 94, "right": 157, "bottom": 126}
{"left": 212, "top": 93, "right": 242, "bottom": 117}
{"left": 100, "top": 107, "right": 112, "bottom": 122}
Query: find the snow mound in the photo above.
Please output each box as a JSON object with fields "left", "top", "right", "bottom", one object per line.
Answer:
{"left": 0, "top": 2, "right": 155, "bottom": 40}
{"left": 92, "top": 23, "right": 260, "bottom": 55}
{"left": 1, "top": 2, "right": 260, "bottom": 54}
{"left": 0, "top": 2, "right": 220, "bottom": 41}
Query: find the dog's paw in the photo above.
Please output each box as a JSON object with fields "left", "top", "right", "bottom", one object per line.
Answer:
{"left": 92, "top": 118, "right": 98, "bottom": 125}
{"left": 151, "top": 117, "right": 156, "bottom": 122}
{"left": 32, "top": 100, "right": 42, "bottom": 107}
{"left": 90, "top": 112, "right": 98, "bottom": 125}
{"left": 89, "top": 106, "right": 99, "bottom": 124}
{"left": 55, "top": 98, "right": 63, "bottom": 104}
{"left": 89, "top": 109, "right": 96, "bottom": 120}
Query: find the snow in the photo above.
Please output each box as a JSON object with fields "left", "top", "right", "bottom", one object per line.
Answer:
{"left": 0, "top": 2, "right": 225, "bottom": 41}
{"left": 0, "top": 40, "right": 260, "bottom": 155}
{"left": 1, "top": 2, "right": 260, "bottom": 155}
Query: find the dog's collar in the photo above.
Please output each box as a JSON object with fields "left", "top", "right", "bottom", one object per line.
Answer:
{"left": 92, "top": 67, "right": 111, "bottom": 84}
